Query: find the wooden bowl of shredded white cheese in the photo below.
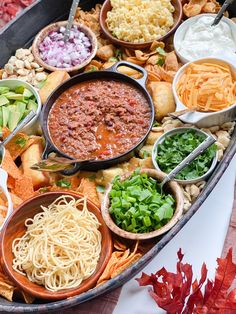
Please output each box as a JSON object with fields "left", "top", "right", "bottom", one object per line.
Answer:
{"left": 100, "top": 0, "right": 183, "bottom": 49}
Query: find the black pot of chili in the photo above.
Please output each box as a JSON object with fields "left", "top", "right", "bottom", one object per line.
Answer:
{"left": 40, "top": 61, "right": 155, "bottom": 175}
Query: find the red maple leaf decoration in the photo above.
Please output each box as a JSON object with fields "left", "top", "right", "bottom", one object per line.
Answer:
{"left": 136, "top": 248, "right": 236, "bottom": 314}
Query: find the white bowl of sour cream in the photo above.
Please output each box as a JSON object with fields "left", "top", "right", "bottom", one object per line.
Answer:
{"left": 174, "top": 14, "right": 236, "bottom": 65}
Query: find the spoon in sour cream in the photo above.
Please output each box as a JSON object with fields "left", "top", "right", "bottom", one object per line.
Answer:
{"left": 211, "top": 0, "right": 235, "bottom": 26}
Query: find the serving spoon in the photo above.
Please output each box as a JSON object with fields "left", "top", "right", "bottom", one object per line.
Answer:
{"left": 211, "top": 0, "right": 235, "bottom": 26}
{"left": 157, "top": 134, "right": 216, "bottom": 193}
{"left": 31, "top": 156, "right": 95, "bottom": 172}
{"left": 63, "top": 0, "right": 80, "bottom": 42}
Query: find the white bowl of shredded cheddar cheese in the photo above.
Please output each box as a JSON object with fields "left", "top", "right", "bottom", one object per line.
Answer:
{"left": 172, "top": 58, "right": 236, "bottom": 128}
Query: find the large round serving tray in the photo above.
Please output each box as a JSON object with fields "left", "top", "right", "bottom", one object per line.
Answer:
{"left": 0, "top": 0, "right": 235, "bottom": 312}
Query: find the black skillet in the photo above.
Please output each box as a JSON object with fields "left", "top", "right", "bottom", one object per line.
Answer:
{"left": 40, "top": 61, "right": 155, "bottom": 175}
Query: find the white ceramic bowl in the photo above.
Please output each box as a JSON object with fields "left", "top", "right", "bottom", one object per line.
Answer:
{"left": 174, "top": 13, "right": 236, "bottom": 65}
{"left": 0, "top": 147, "right": 13, "bottom": 232}
{"left": 172, "top": 57, "right": 236, "bottom": 127}
{"left": 0, "top": 79, "right": 41, "bottom": 134}
{"left": 152, "top": 127, "right": 218, "bottom": 185}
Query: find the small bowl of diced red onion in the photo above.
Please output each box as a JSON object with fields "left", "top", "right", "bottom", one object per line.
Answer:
{"left": 32, "top": 21, "right": 98, "bottom": 73}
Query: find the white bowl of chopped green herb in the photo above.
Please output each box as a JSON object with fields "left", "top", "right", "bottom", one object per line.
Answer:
{"left": 0, "top": 79, "right": 41, "bottom": 135}
{"left": 101, "top": 168, "right": 184, "bottom": 240}
{"left": 152, "top": 127, "right": 218, "bottom": 185}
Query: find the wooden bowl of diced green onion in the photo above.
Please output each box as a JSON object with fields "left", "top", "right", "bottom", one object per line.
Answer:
{"left": 0, "top": 79, "right": 41, "bottom": 135}
{"left": 101, "top": 168, "right": 184, "bottom": 240}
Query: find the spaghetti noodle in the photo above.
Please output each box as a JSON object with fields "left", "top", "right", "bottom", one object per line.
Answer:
{"left": 12, "top": 195, "right": 102, "bottom": 292}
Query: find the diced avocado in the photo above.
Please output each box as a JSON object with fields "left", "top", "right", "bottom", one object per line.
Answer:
{"left": 27, "top": 99, "right": 38, "bottom": 112}
{"left": 22, "top": 109, "right": 30, "bottom": 119}
{"left": 0, "top": 95, "right": 9, "bottom": 106}
{"left": 8, "top": 105, "right": 16, "bottom": 112}
{"left": 0, "top": 108, "right": 3, "bottom": 126}
{"left": 0, "top": 87, "right": 10, "bottom": 94}
{"left": 2, "top": 106, "right": 10, "bottom": 127}
{"left": 16, "top": 101, "right": 26, "bottom": 119}
{"left": 3, "top": 92, "right": 25, "bottom": 101}
{"left": 8, "top": 110, "right": 21, "bottom": 131}
{"left": 15, "top": 86, "right": 25, "bottom": 94}
{"left": 23, "top": 88, "right": 33, "bottom": 98}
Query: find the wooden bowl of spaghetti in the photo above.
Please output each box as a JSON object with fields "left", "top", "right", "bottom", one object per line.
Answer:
{"left": 0, "top": 192, "right": 112, "bottom": 300}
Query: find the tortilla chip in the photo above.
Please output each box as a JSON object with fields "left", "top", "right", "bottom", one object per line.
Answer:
{"left": 0, "top": 281, "right": 15, "bottom": 301}
{"left": 14, "top": 175, "right": 34, "bottom": 200}
{"left": 77, "top": 178, "right": 100, "bottom": 206}
{"left": 10, "top": 193, "right": 23, "bottom": 209}
{"left": 2, "top": 127, "right": 42, "bottom": 161}
{"left": 150, "top": 41, "right": 165, "bottom": 52}
{"left": 1, "top": 150, "right": 22, "bottom": 180}
{"left": 97, "top": 241, "right": 142, "bottom": 286}
{"left": 0, "top": 194, "right": 6, "bottom": 206}
{"left": 97, "top": 251, "right": 123, "bottom": 284}
{"left": 5, "top": 134, "right": 29, "bottom": 160}
{"left": 0, "top": 265, "right": 16, "bottom": 302}
{"left": 1, "top": 127, "right": 10, "bottom": 139}
{"left": 183, "top": 0, "right": 207, "bottom": 17}
{"left": 114, "top": 239, "right": 127, "bottom": 251}
{"left": 111, "top": 254, "right": 142, "bottom": 278}
{"left": 7, "top": 175, "right": 15, "bottom": 190}
{"left": 0, "top": 69, "right": 3, "bottom": 80}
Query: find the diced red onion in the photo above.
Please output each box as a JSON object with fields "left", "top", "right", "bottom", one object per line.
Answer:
{"left": 39, "top": 25, "right": 92, "bottom": 68}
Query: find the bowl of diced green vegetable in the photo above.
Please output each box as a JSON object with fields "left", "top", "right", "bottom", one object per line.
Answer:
{"left": 101, "top": 168, "right": 184, "bottom": 240}
{"left": 0, "top": 79, "right": 41, "bottom": 134}
{"left": 152, "top": 127, "right": 218, "bottom": 184}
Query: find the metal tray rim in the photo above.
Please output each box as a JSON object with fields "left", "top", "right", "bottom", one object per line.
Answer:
{"left": 0, "top": 0, "right": 235, "bottom": 312}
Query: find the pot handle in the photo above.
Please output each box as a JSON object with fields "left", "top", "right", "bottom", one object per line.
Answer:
{"left": 60, "top": 164, "right": 82, "bottom": 176}
{"left": 42, "top": 142, "right": 57, "bottom": 160}
{"left": 42, "top": 143, "right": 84, "bottom": 176}
{"left": 107, "top": 61, "right": 148, "bottom": 87}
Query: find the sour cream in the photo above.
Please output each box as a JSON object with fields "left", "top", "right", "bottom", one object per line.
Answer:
{"left": 177, "top": 15, "right": 236, "bottom": 62}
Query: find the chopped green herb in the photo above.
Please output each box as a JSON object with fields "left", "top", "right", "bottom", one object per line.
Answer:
{"left": 37, "top": 80, "right": 47, "bottom": 89}
{"left": 56, "top": 179, "right": 71, "bottom": 188}
{"left": 88, "top": 174, "right": 96, "bottom": 181}
{"left": 153, "top": 120, "right": 161, "bottom": 127}
{"left": 39, "top": 187, "right": 49, "bottom": 193}
{"left": 140, "top": 150, "right": 150, "bottom": 159}
{"left": 109, "top": 168, "right": 175, "bottom": 234}
{"left": 155, "top": 130, "right": 217, "bottom": 180}
{"left": 96, "top": 185, "right": 105, "bottom": 193}
{"left": 109, "top": 57, "right": 119, "bottom": 62}
{"left": 156, "top": 47, "right": 166, "bottom": 56}
{"left": 15, "top": 137, "right": 27, "bottom": 148}
{"left": 86, "top": 66, "right": 97, "bottom": 73}
{"left": 156, "top": 58, "right": 165, "bottom": 66}
{"left": 115, "top": 49, "right": 122, "bottom": 59}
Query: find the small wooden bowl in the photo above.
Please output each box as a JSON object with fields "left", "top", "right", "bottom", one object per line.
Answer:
{"left": 101, "top": 169, "right": 184, "bottom": 240}
{"left": 99, "top": 0, "right": 183, "bottom": 49}
{"left": 32, "top": 21, "right": 98, "bottom": 73}
{"left": 0, "top": 192, "right": 112, "bottom": 301}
